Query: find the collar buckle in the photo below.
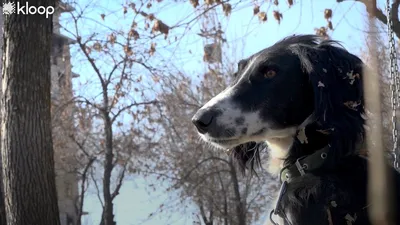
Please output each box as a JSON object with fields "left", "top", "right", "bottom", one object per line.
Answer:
{"left": 295, "top": 157, "right": 307, "bottom": 176}
{"left": 280, "top": 146, "right": 330, "bottom": 183}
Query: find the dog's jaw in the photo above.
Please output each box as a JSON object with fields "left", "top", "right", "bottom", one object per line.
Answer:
{"left": 263, "top": 136, "right": 295, "bottom": 175}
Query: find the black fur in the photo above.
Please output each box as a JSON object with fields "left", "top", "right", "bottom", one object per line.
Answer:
{"left": 227, "top": 35, "right": 400, "bottom": 224}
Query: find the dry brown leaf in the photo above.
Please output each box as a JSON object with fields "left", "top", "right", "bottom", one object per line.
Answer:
{"left": 100, "top": 13, "right": 105, "bottom": 20}
{"left": 147, "top": 3, "right": 152, "bottom": 8}
{"left": 108, "top": 33, "right": 117, "bottom": 45}
{"left": 123, "top": 6, "right": 127, "bottom": 14}
{"left": 315, "top": 26, "right": 329, "bottom": 39}
{"left": 205, "top": 0, "right": 214, "bottom": 5}
{"left": 316, "top": 128, "right": 333, "bottom": 135}
{"left": 124, "top": 45, "right": 133, "bottom": 56}
{"left": 345, "top": 71, "right": 360, "bottom": 85}
{"left": 273, "top": 10, "right": 283, "bottom": 24}
{"left": 344, "top": 213, "right": 357, "bottom": 225}
{"left": 324, "top": 9, "right": 332, "bottom": 20}
{"left": 129, "top": 29, "right": 140, "bottom": 40}
{"left": 297, "top": 127, "right": 308, "bottom": 144}
{"left": 273, "top": 0, "right": 279, "bottom": 6}
{"left": 327, "top": 21, "right": 333, "bottom": 30}
{"left": 343, "top": 101, "right": 360, "bottom": 111}
{"left": 129, "top": 3, "right": 136, "bottom": 11}
{"left": 148, "top": 13, "right": 155, "bottom": 21}
{"left": 86, "top": 46, "right": 92, "bottom": 55}
{"left": 93, "top": 42, "right": 102, "bottom": 52}
{"left": 152, "top": 20, "right": 169, "bottom": 36}
{"left": 253, "top": 5, "right": 260, "bottom": 15}
{"left": 223, "top": 4, "right": 232, "bottom": 16}
{"left": 152, "top": 75, "right": 160, "bottom": 83}
{"left": 149, "top": 42, "right": 156, "bottom": 56}
{"left": 190, "top": 0, "right": 199, "bottom": 8}
{"left": 287, "top": 0, "right": 293, "bottom": 7}
{"left": 258, "top": 12, "right": 267, "bottom": 22}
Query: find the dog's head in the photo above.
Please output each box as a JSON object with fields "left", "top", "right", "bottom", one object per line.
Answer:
{"left": 192, "top": 35, "right": 365, "bottom": 170}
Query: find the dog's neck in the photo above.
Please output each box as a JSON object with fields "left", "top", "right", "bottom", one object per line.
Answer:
{"left": 264, "top": 136, "right": 294, "bottom": 175}
{"left": 263, "top": 124, "right": 366, "bottom": 176}
{"left": 264, "top": 115, "right": 318, "bottom": 175}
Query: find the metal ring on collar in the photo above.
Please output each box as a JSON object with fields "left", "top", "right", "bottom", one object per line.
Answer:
{"left": 270, "top": 210, "right": 280, "bottom": 225}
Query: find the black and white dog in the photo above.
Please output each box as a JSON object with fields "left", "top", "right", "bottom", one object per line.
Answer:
{"left": 191, "top": 35, "right": 400, "bottom": 225}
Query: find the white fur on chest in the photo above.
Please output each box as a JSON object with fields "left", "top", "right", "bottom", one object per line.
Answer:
{"left": 261, "top": 117, "right": 313, "bottom": 224}
{"left": 262, "top": 136, "right": 295, "bottom": 225}
{"left": 262, "top": 136, "right": 294, "bottom": 176}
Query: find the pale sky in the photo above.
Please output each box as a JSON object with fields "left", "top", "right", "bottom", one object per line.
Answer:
{"left": 60, "top": 0, "right": 380, "bottom": 224}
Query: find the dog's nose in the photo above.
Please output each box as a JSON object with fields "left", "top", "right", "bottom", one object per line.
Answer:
{"left": 192, "top": 108, "right": 216, "bottom": 134}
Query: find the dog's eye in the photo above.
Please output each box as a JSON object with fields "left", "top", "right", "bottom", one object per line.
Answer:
{"left": 264, "top": 70, "right": 276, "bottom": 79}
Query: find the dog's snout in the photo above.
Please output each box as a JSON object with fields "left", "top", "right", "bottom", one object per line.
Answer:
{"left": 192, "top": 108, "right": 217, "bottom": 134}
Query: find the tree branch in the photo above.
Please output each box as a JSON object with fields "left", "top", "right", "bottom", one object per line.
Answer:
{"left": 90, "top": 168, "right": 104, "bottom": 207}
{"left": 111, "top": 163, "right": 127, "bottom": 200}
{"left": 71, "top": 14, "right": 107, "bottom": 90}
{"left": 107, "top": 60, "right": 126, "bottom": 84}
{"left": 337, "top": 0, "right": 400, "bottom": 38}
{"left": 111, "top": 100, "right": 158, "bottom": 123}
{"left": 76, "top": 157, "right": 96, "bottom": 225}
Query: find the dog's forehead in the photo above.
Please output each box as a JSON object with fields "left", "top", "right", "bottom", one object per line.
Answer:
{"left": 248, "top": 48, "right": 274, "bottom": 62}
{"left": 244, "top": 44, "right": 289, "bottom": 67}
{"left": 240, "top": 35, "right": 321, "bottom": 68}
{"left": 233, "top": 47, "right": 286, "bottom": 82}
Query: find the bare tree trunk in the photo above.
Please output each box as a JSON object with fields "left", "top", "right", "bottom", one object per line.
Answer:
{"left": 364, "top": 1, "right": 396, "bottom": 224}
{"left": 101, "top": 94, "right": 115, "bottom": 225}
{"left": 199, "top": 203, "right": 213, "bottom": 225}
{"left": 0, "top": 171, "right": 6, "bottom": 225}
{"left": 229, "top": 158, "right": 246, "bottom": 225}
{"left": 217, "top": 172, "right": 229, "bottom": 225}
{"left": 76, "top": 157, "right": 95, "bottom": 225}
{"left": 0, "top": 9, "right": 8, "bottom": 225}
{"left": 0, "top": 0, "right": 60, "bottom": 224}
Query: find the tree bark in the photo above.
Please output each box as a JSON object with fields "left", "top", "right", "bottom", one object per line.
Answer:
{"left": 0, "top": 8, "right": 8, "bottom": 225}
{"left": 0, "top": 0, "right": 60, "bottom": 224}
{"left": 76, "top": 157, "right": 95, "bottom": 225}
{"left": 229, "top": 158, "right": 246, "bottom": 225}
{"left": 0, "top": 179, "right": 6, "bottom": 225}
{"left": 100, "top": 92, "right": 115, "bottom": 225}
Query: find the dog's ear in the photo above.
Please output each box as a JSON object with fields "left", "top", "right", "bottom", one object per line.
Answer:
{"left": 290, "top": 41, "right": 365, "bottom": 159}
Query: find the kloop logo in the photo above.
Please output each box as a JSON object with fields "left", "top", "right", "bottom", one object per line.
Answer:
{"left": 2, "top": 2, "right": 55, "bottom": 18}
